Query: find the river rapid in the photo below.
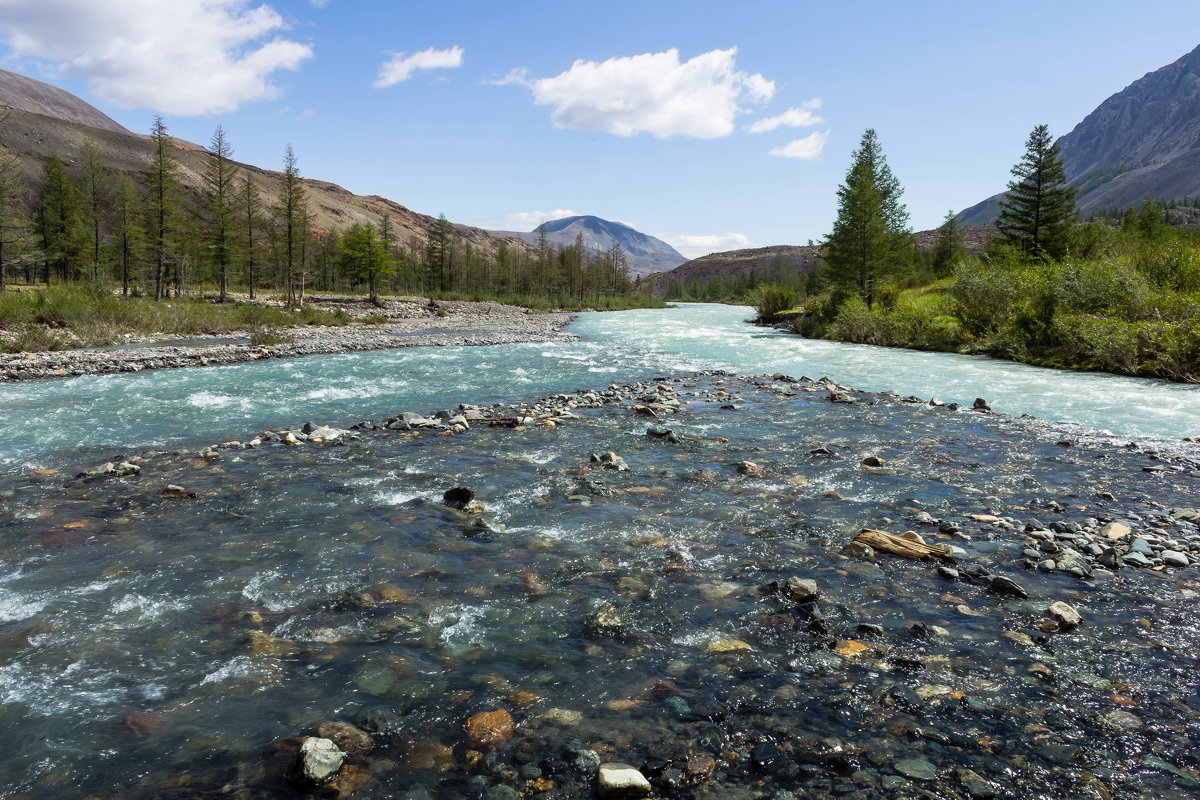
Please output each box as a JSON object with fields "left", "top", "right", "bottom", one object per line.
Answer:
{"left": 0, "top": 304, "right": 1198, "bottom": 799}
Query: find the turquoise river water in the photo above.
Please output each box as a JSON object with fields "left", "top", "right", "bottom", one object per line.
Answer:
{"left": 0, "top": 303, "right": 1197, "bottom": 800}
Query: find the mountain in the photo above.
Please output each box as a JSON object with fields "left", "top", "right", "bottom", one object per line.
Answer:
{"left": 0, "top": 69, "right": 131, "bottom": 135}
{"left": 0, "top": 71, "right": 514, "bottom": 254}
{"left": 496, "top": 215, "right": 686, "bottom": 276}
{"left": 961, "top": 44, "right": 1200, "bottom": 224}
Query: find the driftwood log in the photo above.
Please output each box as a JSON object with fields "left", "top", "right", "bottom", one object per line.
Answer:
{"left": 853, "top": 528, "right": 957, "bottom": 563}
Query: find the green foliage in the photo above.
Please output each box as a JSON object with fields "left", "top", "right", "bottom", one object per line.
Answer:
{"left": 822, "top": 128, "right": 912, "bottom": 306}
{"left": 249, "top": 326, "right": 294, "bottom": 346}
{"left": 996, "top": 124, "right": 1077, "bottom": 260}
{"left": 750, "top": 283, "right": 799, "bottom": 323}
{"left": 0, "top": 322, "right": 65, "bottom": 353}
{"left": 930, "top": 211, "right": 965, "bottom": 277}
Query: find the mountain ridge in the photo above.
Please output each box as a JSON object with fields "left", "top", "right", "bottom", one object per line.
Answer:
{"left": 495, "top": 215, "right": 686, "bottom": 277}
{"left": 960, "top": 44, "right": 1200, "bottom": 224}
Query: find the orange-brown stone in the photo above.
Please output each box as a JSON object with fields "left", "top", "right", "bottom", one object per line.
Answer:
{"left": 464, "top": 709, "right": 514, "bottom": 749}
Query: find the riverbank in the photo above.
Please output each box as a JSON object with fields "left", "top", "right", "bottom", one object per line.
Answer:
{"left": 0, "top": 297, "right": 576, "bottom": 382}
{"left": 2, "top": 370, "right": 1199, "bottom": 799}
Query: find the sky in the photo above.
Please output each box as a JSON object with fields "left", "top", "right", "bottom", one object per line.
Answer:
{"left": 1, "top": 1, "right": 1199, "bottom": 259}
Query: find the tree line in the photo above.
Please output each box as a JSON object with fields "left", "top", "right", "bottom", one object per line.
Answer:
{"left": 757, "top": 124, "right": 1199, "bottom": 382}
{"left": 0, "top": 114, "right": 644, "bottom": 309}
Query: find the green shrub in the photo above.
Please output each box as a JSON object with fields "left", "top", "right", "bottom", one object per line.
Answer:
{"left": 249, "top": 326, "right": 294, "bottom": 346}
{"left": 750, "top": 283, "right": 799, "bottom": 323}
{"left": 0, "top": 323, "right": 66, "bottom": 353}
{"left": 830, "top": 297, "right": 890, "bottom": 345}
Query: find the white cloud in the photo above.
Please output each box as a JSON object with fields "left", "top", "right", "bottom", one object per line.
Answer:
{"left": 0, "top": 0, "right": 313, "bottom": 116}
{"left": 471, "top": 208, "right": 581, "bottom": 232}
{"left": 660, "top": 232, "right": 757, "bottom": 260}
{"left": 747, "top": 99, "right": 823, "bottom": 133}
{"left": 374, "top": 45, "right": 464, "bottom": 88}
{"left": 506, "top": 47, "right": 775, "bottom": 139}
{"left": 769, "top": 130, "right": 830, "bottom": 160}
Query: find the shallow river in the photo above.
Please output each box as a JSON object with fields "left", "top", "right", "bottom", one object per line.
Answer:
{"left": 0, "top": 305, "right": 1198, "bottom": 799}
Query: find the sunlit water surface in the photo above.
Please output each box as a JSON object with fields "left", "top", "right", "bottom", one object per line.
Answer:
{"left": 0, "top": 305, "right": 1197, "bottom": 799}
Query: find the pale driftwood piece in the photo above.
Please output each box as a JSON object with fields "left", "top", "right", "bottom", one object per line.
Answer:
{"left": 853, "top": 528, "right": 957, "bottom": 563}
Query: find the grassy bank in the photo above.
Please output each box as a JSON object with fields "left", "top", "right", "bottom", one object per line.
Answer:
{"left": 785, "top": 227, "right": 1200, "bottom": 382}
{"left": 0, "top": 285, "right": 351, "bottom": 352}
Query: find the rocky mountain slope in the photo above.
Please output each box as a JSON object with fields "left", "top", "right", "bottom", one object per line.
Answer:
{"left": 961, "top": 44, "right": 1200, "bottom": 224}
{"left": 0, "top": 72, "right": 513, "bottom": 253}
{"left": 0, "top": 69, "right": 130, "bottom": 134}
{"left": 496, "top": 215, "right": 686, "bottom": 277}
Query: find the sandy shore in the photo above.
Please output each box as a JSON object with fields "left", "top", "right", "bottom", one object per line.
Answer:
{"left": 0, "top": 297, "right": 577, "bottom": 382}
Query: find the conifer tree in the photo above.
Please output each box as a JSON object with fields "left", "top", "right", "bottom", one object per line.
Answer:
{"left": 38, "top": 153, "right": 83, "bottom": 285}
{"left": 78, "top": 138, "right": 107, "bottom": 283}
{"left": 931, "top": 210, "right": 965, "bottom": 276}
{"left": 0, "top": 111, "right": 28, "bottom": 291}
{"left": 822, "top": 129, "right": 911, "bottom": 307}
{"left": 238, "top": 174, "right": 262, "bottom": 299}
{"left": 996, "top": 124, "right": 1077, "bottom": 259}
{"left": 146, "top": 116, "right": 183, "bottom": 300}
{"left": 275, "top": 144, "right": 306, "bottom": 306}
{"left": 203, "top": 125, "right": 237, "bottom": 301}
{"left": 109, "top": 169, "right": 144, "bottom": 296}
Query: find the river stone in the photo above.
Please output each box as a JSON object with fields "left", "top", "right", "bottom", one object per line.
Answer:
{"left": 893, "top": 757, "right": 937, "bottom": 780}
{"left": 785, "top": 577, "right": 819, "bottom": 602}
{"left": 1161, "top": 549, "right": 1190, "bottom": 568}
{"left": 987, "top": 575, "right": 1029, "bottom": 598}
{"left": 597, "top": 763, "right": 651, "bottom": 797}
{"left": 1101, "top": 709, "right": 1142, "bottom": 731}
{"left": 298, "top": 737, "right": 344, "bottom": 784}
{"left": 317, "top": 721, "right": 371, "bottom": 754}
{"left": 1048, "top": 601, "right": 1083, "bottom": 630}
{"left": 162, "top": 484, "right": 196, "bottom": 499}
{"left": 443, "top": 486, "right": 475, "bottom": 509}
{"left": 464, "top": 709, "right": 514, "bottom": 749}
{"left": 957, "top": 768, "right": 997, "bottom": 799}
{"left": 1101, "top": 522, "right": 1131, "bottom": 539}
{"left": 736, "top": 460, "right": 764, "bottom": 477}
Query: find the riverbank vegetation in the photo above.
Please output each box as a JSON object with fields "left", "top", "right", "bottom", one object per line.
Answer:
{"left": 0, "top": 114, "right": 661, "bottom": 334}
{"left": 735, "top": 125, "right": 1200, "bottom": 383}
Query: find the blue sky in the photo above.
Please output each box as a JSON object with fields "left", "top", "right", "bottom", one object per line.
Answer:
{"left": 2, "top": 1, "right": 1199, "bottom": 257}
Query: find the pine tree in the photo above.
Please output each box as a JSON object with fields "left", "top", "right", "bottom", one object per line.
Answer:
{"left": 996, "top": 124, "right": 1077, "bottom": 259}
{"left": 203, "top": 125, "right": 237, "bottom": 301}
{"left": 822, "top": 129, "right": 911, "bottom": 307}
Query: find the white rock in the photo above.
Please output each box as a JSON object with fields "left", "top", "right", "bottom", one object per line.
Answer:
{"left": 299, "top": 737, "right": 344, "bottom": 784}
{"left": 1161, "top": 549, "right": 1190, "bottom": 568}
{"left": 597, "top": 763, "right": 651, "bottom": 797}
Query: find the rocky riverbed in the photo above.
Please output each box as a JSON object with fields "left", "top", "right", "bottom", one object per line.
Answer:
{"left": 0, "top": 298, "right": 576, "bottom": 382}
{"left": 1, "top": 372, "right": 1198, "bottom": 799}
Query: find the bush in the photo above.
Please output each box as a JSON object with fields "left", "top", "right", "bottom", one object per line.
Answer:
{"left": 0, "top": 323, "right": 66, "bottom": 353}
{"left": 249, "top": 326, "right": 294, "bottom": 346}
{"left": 830, "top": 297, "right": 890, "bottom": 345}
{"left": 750, "top": 283, "right": 799, "bottom": 323}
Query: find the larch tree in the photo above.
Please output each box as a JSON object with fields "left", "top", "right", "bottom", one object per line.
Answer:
{"left": 109, "top": 169, "right": 144, "bottom": 296}
{"left": 203, "top": 125, "right": 237, "bottom": 301}
{"left": 822, "top": 128, "right": 912, "bottom": 307}
{"left": 996, "top": 124, "right": 1077, "bottom": 260}
{"left": 78, "top": 138, "right": 107, "bottom": 283}
{"left": 275, "top": 144, "right": 306, "bottom": 306}
{"left": 930, "top": 210, "right": 966, "bottom": 277}
{"left": 0, "top": 111, "right": 28, "bottom": 291}
{"left": 238, "top": 174, "right": 262, "bottom": 299}
{"left": 38, "top": 153, "right": 82, "bottom": 285}
{"left": 146, "top": 116, "right": 183, "bottom": 300}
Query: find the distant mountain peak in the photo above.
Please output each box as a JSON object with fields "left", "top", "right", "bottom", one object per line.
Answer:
{"left": 495, "top": 214, "right": 686, "bottom": 276}
{"left": 961, "top": 43, "right": 1200, "bottom": 224}
{"left": 0, "top": 69, "right": 131, "bottom": 135}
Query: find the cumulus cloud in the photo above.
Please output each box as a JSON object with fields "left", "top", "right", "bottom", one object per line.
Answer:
{"left": 0, "top": 0, "right": 313, "bottom": 116}
{"left": 660, "top": 232, "right": 757, "bottom": 259}
{"left": 747, "top": 99, "right": 823, "bottom": 133}
{"left": 505, "top": 47, "right": 774, "bottom": 139}
{"left": 374, "top": 45, "right": 464, "bottom": 88}
{"left": 769, "top": 130, "right": 830, "bottom": 160}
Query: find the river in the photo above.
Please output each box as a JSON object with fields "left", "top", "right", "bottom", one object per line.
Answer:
{"left": 0, "top": 304, "right": 1197, "bottom": 799}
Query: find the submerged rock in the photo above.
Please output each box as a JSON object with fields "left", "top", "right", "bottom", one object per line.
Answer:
{"left": 443, "top": 486, "right": 475, "bottom": 509}
{"left": 464, "top": 709, "right": 515, "bottom": 749}
{"left": 597, "top": 763, "right": 651, "bottom": 797}
{"left": 296, "top": 737, "right": 344, "bottom": 785}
